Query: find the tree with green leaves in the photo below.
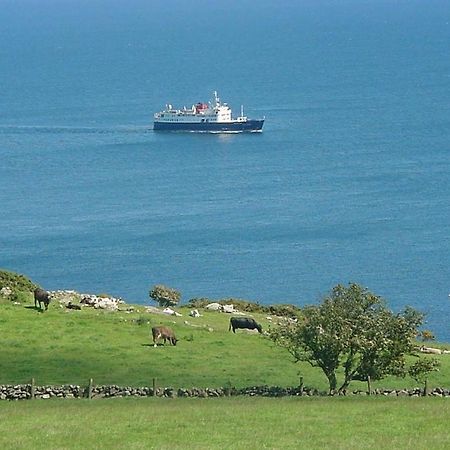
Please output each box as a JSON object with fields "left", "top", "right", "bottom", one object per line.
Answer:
{"left": 269, "top": 283, "right": 424, "bottom": 395}
{"left": 408, "top": 358, "right": 440, "bottom": 395}
{"left": 149, "top": 284, "right": 181, "bottom": 307}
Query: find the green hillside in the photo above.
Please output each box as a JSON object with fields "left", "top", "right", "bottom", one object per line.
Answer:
{"left": 1, "top": 292, "right": 449, "bottom": 392}
{"left": 1, "top": 276, "right": 450, "bottom": 449}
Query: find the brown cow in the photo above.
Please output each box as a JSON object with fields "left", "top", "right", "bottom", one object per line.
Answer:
{"left": 151, "top": 326, "right": 178, "bottom": 347}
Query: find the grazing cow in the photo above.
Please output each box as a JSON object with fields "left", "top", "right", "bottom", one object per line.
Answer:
{"left": 152, "top": 326, "right": 178, "bottom": 347}
{"left": 229, "top": 317, "right": 262, "bottom": 334}
{"left": 34, "top": 288, "right": 52, "bottom": 311}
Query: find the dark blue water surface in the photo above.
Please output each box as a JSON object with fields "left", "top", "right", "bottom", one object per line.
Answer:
{"left": 1, "top": 0, "right": 449, "bottom": 340}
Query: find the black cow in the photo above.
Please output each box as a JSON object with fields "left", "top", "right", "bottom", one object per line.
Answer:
{"left": 229, "top": 317, "right": 262, "bottom": 334}
{"left": 34, "top": 288, "right": 51, "bottom": 311}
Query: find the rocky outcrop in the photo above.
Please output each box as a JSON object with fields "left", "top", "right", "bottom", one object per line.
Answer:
{"left": 50, "top": 290, "right": 125, "bottom": 311}
{"left": 80, "top": 295, "right": 124, "bottom": 311}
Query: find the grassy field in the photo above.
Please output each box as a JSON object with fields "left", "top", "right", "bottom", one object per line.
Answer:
{"left": 0, "top": 396, "right": 449, "bottom": 449}
{"left": 1, "top": 297, "right": 449, "bottom": 391}
{"left": 1, "top": 295, "right": 450, "bottom": 449}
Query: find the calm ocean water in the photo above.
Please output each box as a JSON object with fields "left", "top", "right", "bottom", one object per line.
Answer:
{"left": 1, "top": 0, "right": 449, "bottom": 340}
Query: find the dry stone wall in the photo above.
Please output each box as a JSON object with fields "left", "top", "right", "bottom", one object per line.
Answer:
{"left": 1, "top": 384, "right": 449, "bottom": 400}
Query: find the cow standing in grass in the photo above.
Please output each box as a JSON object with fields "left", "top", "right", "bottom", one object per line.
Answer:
{"left": 229, "top": 317, "right": 263, "bottom": 334}
{"left": 151, "top": 326, "right": 178, "bottom": 347}
{"left": 34, "top": 288, "right": 52, "bottom": 311}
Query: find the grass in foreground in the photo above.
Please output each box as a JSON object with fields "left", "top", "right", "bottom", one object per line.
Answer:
{"left": 0, "top": 396, "right": 449, "bottom": 449}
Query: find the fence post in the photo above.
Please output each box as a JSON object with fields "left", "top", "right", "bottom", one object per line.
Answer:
{"left": 223, "top": 381, "right": 232, "bottom": 397}
{"left": 367, "top": 376, "right": 372, "bottom": 396}
{"left": 88, "top": 378, "right": 94, "bottom": 399}
{"left": 30, "top": 378, "right": 35, "bottom": 400}
{"left": 299, "top": 376, "right": 304, "bottom": 395}
{"left": 152, "top": 378, "right": 157, "bottom": 397}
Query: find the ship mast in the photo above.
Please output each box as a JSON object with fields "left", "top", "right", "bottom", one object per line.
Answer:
{"left": 213, "top": 91, "right": 220, "bottom": 107}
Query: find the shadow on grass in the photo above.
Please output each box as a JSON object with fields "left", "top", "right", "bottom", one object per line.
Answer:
{"left": 24, "top": 305, "right": 44, "bottom": 313}
{"left": 141, "top": 343, "right": 175, "bottom": 348}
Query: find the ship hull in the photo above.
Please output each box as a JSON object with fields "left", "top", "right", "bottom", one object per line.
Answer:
{"left": 153, "top": 119, "right": 264, "bottom": 133}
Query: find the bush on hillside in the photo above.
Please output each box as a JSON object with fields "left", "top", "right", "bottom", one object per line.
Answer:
{"left": 266, "top": 304, "right": 302, "bottom": 319}
{"left": 186, "top": 298, "right": 211, "bottom": 308}
{"left": 420, "top": 330, "right": 436, "bottom": 342}
{"left": 186, "top": 297, "right": 301, "bottom": 318}
{"left": 0, "top": 269, "right": 38, "bottom": 302}
{"left": 219, "top": 298, "right": 265, "bottom": 312}
{"left": 0, "top": 269, "right": 37, "bottom": 292}
{"left": 149, "top": 284, "right": 181, "bottom": 307}
{"left": 187, "top": 297, "right": 265, "bottom": 312}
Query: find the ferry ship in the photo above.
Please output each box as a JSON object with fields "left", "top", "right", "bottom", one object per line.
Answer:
{"left": 153, "top": 91, "right": 264, "bottom": 133}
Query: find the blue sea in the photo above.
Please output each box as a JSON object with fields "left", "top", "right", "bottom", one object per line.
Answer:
{"left": 1, "top": 0, "right": 449, "bottom": 340}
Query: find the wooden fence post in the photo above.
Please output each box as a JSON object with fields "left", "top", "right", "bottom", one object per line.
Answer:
{"left": 152, "top": 378, "right": 157, "bottom": 397}
{"left": 30, "top": 378, "right": 35, "bottom": 400}
{"left": 88, "top": 378, "right": 94, "bottom": 399}
{"left": 299, "top": 376, "right": 304, "bottom": 395}
{"left": 223, "top": 381, "right": 232, "bottom": 397}
{"left": 367, "top": 376, "right": 372, "bottom": 396}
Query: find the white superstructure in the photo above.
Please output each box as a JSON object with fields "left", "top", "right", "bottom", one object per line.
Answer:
{"left": 154, "top": 91, "right": 247, "bottom": 123}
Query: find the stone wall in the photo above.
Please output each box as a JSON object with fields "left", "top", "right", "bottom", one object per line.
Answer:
{"left": 1, "top": 384, "right": 449, "bottom": 400}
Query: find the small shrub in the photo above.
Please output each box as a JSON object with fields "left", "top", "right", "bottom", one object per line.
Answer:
{"left": 134, "top": 316, "right": 149, "bottom": 326}
{"left": 219, "top": 298, "right": 265, "bottom": 313}
{"left": 267, "top": 304, "right": 302, "bottom": 319}
{"left": 186, "top": 298, "right": 212, "bottom": 308}
{"left": 10, "top": 291, "right": 33, "bottom": 304}
{"left": 420, "top": 330, "right": 436, "bottom": 342}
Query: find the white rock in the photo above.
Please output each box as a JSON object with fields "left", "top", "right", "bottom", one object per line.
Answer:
{"left": 205, "top": 302, "right": 222, "bottom": 311}
{"left": 222, "top": 304, "right": 236, "bottom": 313}
{"left": 420, "top": 346, "right": 442, "bottom": 355}
{"left": 0, "top": 287, "right": 12, "bottom": 297}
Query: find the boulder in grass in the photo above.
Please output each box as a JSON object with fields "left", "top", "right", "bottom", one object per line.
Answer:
{"left": 221, "top": 304, "right": 236, "bottom": 313}
{"left": 205, "top": 302, "right": 222, "bottom": 311}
